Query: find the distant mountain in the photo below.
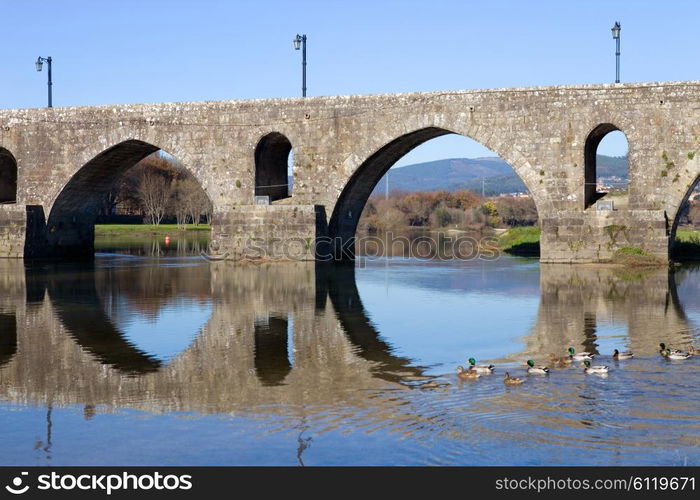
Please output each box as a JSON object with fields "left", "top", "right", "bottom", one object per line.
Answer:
{"left": 596, "top": 155, "right": 628, "bottom": 179}
{"left": 373, "top": 155, "right": 628, "bottom": 195}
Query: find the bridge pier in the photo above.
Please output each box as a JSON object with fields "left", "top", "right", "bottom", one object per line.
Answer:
{"left": 210, "top": 205, "right": 328, "bottom": 261}
{"left": 0, "top": 205, "right": 26, "bottom": 258}
{"left": 42, "top": 215, "right": 96, "bottom": 259}
{"left": 1, "top": 206, "right": 98, "bottom": 260}
{"left": 540, "top": 209, "right": 669, "bottom": 263}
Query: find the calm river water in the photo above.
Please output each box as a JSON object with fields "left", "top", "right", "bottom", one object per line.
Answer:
{"left": 0, "top": 236, "right": 698, "bottom": 465}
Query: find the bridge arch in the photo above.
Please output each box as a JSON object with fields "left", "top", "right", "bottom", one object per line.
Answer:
{"left": 583, "top": 123, "right": 629, "bottom": 209}
{"left": 45, "top": 139, "right": 212, "bottom": 258}
{"left": 327, "top": 127, "right": 543, "bottom": 259}
{"left": 255, "top": 132, "right": 292, "bottom": 202}
{"left": 0, "top": 148, "right": 17, "bottom": 204}
{"left": 668, "top": 167, "right": 700, "bottom": 258}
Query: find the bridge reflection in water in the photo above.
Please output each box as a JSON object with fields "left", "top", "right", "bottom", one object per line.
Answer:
{"left": 0, "top": 258, "right": 697, "bottom": 420}
{"left": 498, "top": 264, "right": 693, "bottom": 363}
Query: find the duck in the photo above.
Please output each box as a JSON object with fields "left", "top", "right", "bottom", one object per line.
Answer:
{"left": 568, "top": 347, "right": 594, "bottom": 361}
{"left": 456, "top": 365, "right": 480, "bottom": 380}
{"left": 612, "top": 349, "right": 634, "bottom": 360}
{"left": 526, "top": 359, "right": 550, "bottom": 375}
{"left": 549, "top": 353, "right": 573, "bottom": 368}
{"left": 467, "top": 357, "right": 495, "bottom": 374}
{"left": 662, "top": 348, "right": 692, "bottom": 360}
{"left": 583, "top": 360, "right": 609, "bottom": 374}
{"left": 658, "top": 343, "right": 683, "bottom": 356}
{"left": 503, "top": 372, "right": 524, "bottom": 386}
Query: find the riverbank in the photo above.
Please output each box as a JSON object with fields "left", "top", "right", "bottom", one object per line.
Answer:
{"left": 497, "top": 226, "right": 540, "bottom": 256}
{"left": 497, "top": 226, "right": 700, "bottom": 265}
{"left": 671, "top": 228, "right": 700, "bottom": 261}
{"left": 95, "top": 224, "right": 211, "bottom": 237}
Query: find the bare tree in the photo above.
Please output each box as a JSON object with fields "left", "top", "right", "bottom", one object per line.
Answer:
{"left": 106, "top": 151, "right": 212, "bottom": 226}
{"left": 169, "top": 178, "right": 190, "bottom": 228}
{"left": 182, "top": 177, "right": 211, "bottom": 226}
{"left": 138, "top": 169, "right": 171, "bottom": 225}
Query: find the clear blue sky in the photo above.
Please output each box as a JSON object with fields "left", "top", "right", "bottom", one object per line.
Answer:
{"left": 1, "top": 0, "right": 692, "bottom": 162}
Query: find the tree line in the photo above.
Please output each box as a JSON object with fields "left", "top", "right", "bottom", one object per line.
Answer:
{"left": 359, "top": 189, "right": 537, "bottom": 233}
{"left": 100, "top": 153, "right": 212, "bottom": 227}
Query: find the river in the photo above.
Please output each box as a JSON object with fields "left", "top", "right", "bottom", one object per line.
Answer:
{"left": 0, "top": 235, "right": 698, "bottom": 465}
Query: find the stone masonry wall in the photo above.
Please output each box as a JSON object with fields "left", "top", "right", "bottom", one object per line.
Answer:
{"left": 0, "top": 205, "right": 25, "bottom": 258}
{"left": 541, "top": 210, "right": 669, "bottom": 263}
{"left": 211, "top": 205, "right": 325, "bottom": 261}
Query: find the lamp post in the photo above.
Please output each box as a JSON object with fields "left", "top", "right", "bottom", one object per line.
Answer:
{"left": 35, "top": 56, "right": 53, "bottom": 107}
{"left": 611, "top": 22, "right": 621, "bottom": 83}
{"left": 293, "top": 34, "right": 307, "bottom": 97}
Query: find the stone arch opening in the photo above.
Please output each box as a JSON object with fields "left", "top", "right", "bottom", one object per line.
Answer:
{"left": 327, "top": 127, "right": 538, "bottom": 260}
{"left": 45, "top": 140, "right": 212, "bottom": 259}
{"left": 0, "top": 148, "right": 17, "bottom": 204}
{"left": 584, "top": 124, "right": 629, "bottom": 209}
{"left": 669, "top": 172, "right": 700, "bottom": 260}
{"left": 255, "top": 132, "right": 292, "bottom": 202}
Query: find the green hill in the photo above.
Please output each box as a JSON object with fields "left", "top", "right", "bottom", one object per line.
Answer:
{"left": 373, "top": 155, "right": 628, "bottom": 195}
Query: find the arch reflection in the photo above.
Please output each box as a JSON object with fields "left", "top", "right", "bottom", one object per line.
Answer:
{"left": 40, "top": 264, "right": 162, "bottom": 374}
{"left": 320, "top": 263, "right": 427, "bottom": 384}
{"left": 254, "top": 314, "right": 292, "bottom": 386}
{"left": 0, "top": 313, "right": 17, "bottom": 367}
{"left": 25, "top": 261, "right": 214, "bottom": 375}
{"left": 502, "top": 264, "right": 694, "bottom": 362}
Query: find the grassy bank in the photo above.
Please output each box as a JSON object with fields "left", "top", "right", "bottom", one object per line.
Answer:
{"left": 671, "top": 228, "right": 700, "bottom": 261}
{"left": 611, "top": 246, "right": 664, "bottom": 267}
{"left": 497, "top": 226, "right": 540, "bottom": 256}
{"left": 95, "top": 224, "right": 211, "bottom": 237}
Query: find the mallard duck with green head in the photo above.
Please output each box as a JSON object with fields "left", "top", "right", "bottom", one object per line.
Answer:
{"left": 658, "top": 343, "right": 684, "bottom": 356}
{"left": 662, "top": 348, "right": 692, "bottom": 360}
{"left": 526, "top": 359, "right": 550, "bottom": 375}
{"left": 468, "top": 358, "right": 495, "bottom": 374}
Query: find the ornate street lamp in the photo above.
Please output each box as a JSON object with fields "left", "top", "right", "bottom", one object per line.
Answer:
{"left": 35, "top": 56, "right": 53, "bottom": 107}
{"left": 611, "top": 22, "right": 621, "bottom": 83}
{"left": 293, "top": 34, "right": 307, "bottom": 97}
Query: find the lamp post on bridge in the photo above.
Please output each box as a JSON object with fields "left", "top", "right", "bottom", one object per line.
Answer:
{"left": 35, "top": 56, "right": 53, "bottom": 108}
{"left": 293, "top": 34, "right": 307, "bottom": 97}
{"left": 611, "top": 22, "right": 621, "bottom": 83}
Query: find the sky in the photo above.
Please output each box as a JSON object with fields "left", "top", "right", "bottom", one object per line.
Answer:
{"left": 1, "top": 0, "right": 691, "bottom": 165}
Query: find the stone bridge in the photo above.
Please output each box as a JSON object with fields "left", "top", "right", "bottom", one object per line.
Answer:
{"left": 3, "top": 81, "right": 700, "bottom": 262}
